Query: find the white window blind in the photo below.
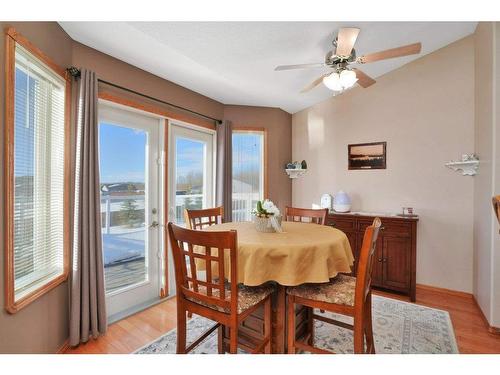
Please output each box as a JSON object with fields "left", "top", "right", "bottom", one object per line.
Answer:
{"left": 13, "top": 44, "right": 66, "bottom": 301}
{"left": 232, "top": 131, "right": 264, "bottom": 222}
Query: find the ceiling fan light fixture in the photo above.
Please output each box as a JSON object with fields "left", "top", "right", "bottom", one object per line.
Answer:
{"left": 323, "top": 70, "right": 358, "bottom": 91}
{"left": 340, "top": 69, "right": 358, "bottom": 88}
{"left": 323, "top": 73, "right": 343, "bottom": 91}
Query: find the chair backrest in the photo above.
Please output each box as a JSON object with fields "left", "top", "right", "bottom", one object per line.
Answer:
{"left": 167, "top": 222, "right": 238, "bottom": 314}
{"left": 185, "top": 206, "right": 224, "bottom": 230}
{"left": 354, "top": 217, "right": 382, "bottom": 310}
{"left": 285, "top": 206, "right": 328, "bottom": 225}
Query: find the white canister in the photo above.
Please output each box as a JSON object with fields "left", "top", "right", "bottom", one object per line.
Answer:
{"left": 333, "top": 191, "right": 351, "bottom": 213}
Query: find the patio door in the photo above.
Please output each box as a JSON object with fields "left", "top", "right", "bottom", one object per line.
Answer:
{"left": 98, "top": 102, "right": 164, "bottom": 321}
{"left": 168, "top": 123, "right": 215, "bottom": 227}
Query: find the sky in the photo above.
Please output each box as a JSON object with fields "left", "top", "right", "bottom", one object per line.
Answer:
{"left": 175, "top": 138, "right": 204, "bottom": 181}
{"left": 99, "top": 123, "right": 262, "bottom": 185}
{"left": 99, "top": 124, "right": 207, "bottom": 184}
{"left": 99, "top": 123, "right": 147, "bottom": 183}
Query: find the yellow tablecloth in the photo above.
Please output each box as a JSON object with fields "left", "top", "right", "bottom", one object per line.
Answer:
{"left": 196, "top": 221, "right": 354, "bottom": 286}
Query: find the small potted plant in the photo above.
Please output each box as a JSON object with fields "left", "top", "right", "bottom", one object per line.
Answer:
{"left": 252, "top": 199, "right": 283, "bottom": 233}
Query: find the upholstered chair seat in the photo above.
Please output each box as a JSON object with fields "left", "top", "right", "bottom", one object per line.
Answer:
{"left": 287, "top": 274, "right": 356, "bottom": 307}
{"left": 186, "top": 283, "right": 275, "bottom": 314}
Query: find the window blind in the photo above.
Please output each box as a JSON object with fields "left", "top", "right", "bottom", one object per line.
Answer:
{"left": 13, "top": 44, "right": 66, "bottom": 301}
{"left": 232, "top": 131, "right": 264, "bottom": 222}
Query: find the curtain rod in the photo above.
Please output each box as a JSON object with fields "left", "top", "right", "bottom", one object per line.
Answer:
{"left": 67, "top": 67, "right": 222, "bottom": 125}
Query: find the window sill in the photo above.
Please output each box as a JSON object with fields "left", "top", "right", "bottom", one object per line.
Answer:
{"left": 5, "top": 272, "right": 68, "bottom": 314}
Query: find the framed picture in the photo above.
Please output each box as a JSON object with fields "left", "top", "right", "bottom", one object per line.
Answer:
{"left": 348, "top": 141, "right": 387, "bottom": 170}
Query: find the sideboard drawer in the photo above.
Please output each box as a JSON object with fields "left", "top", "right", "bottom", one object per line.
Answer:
{"left": 326, "top": 216, "right": 356, "bottom": 231}
{"left": 358, "top": 218, "right": 411, "bottom": 237}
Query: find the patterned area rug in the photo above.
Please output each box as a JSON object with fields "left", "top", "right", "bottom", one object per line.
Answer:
{"left": 135, "top": 295, "right": 459, "bottom": 354}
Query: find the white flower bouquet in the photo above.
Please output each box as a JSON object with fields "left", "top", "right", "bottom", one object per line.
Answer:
{"left": 252, "top": 199, "right": 283, "bottom": 233}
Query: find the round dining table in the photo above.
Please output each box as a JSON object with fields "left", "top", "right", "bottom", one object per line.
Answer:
{"left": 202, "top": 220, "right": 354, "bottom": 353}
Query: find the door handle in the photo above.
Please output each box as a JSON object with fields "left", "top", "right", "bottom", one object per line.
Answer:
{"left": 149, "top": 221, "right": 159, "bottom": 229}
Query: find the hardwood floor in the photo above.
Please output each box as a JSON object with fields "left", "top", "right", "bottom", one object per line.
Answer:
{"left": 64, "top": 286, "right": 500, "bottom": 354}
{"left": 65, "top": 298, "right": 178, "bottom": 354}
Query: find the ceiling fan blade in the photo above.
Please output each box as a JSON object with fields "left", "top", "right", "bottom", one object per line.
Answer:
{"left": 275, "top": 63, "right": 325, "bottom": 71}
{"left": 300, "top": 73, "right": 330, "bottom": 93}
{"left": 357, "top": 42, "right": 422, "bottom": 64}
{"left": 352, "top": 68, "right": 376, "bottom": 88}
{"left": 335, "top": 27, "right": 360, "bottom": 57}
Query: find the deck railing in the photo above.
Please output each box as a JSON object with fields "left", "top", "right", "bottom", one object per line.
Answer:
{"left": 100, "top": 191, "right": 262, "bottom": 233}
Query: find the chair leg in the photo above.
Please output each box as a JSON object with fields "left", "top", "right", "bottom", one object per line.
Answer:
{"left": 307, "top": 306, "right": 315, "bottom": 346}
{"left": 217, "top": 325, "right": 225, "bottom": 354}
{"left": 365, "top": 294, "right": 375, "bottom": 354}
{"left": 287, "top": 295, "right": 296, "bottom": 354}
{"left": 353, "top": 310, "right": 364, "bottom": 354}
{"left": 264, "top": 297, "right": 272, "bottom": 354}
{"left": 229, "top": 324, "right": 238, "bottom": 354}
{"left": 177, "top": 302, "right": 187, "bottom": 354}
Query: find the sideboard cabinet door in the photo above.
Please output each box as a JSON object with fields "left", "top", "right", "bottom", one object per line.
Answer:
{"left": 382, "top": 235, "right": 411, "bottom": 291}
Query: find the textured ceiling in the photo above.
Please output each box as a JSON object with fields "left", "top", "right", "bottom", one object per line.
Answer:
{"left": 60, "top": 22, "right": 477, "bottom": 113}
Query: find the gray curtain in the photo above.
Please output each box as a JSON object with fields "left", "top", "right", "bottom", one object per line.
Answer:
{"left": 69, "top": 69, "right": 107, "bottom": 346}
{"left": 216, "top": 120, "right": 233, "bottom": 222}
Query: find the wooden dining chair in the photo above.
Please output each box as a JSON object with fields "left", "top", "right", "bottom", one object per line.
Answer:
{"left": 285, "top": 206, "right": 328, "bottom": 225}
{"left": 168, "top": 222, "right": 273, "bottom": 354}
{"left": 286, "top": 217, "right": 382, "bottom": 354}
{"left": 184, "top": 206, "right": 224, "bottom": 230}
{"left": 184, "top": 206, "right": 224, "bottom": 319}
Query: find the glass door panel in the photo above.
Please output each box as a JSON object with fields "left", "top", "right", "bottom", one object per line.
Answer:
{"left": 174, "top": 138, "right": 205, "bottom": 225}
{"left": 100, "top": 124, "right": 148, "bottom": 294}
{"left": 168, "top": 123, "right": 214, "bottom": 226}
{"left": 99, "top": 102, "right": 163, "bottom": 320}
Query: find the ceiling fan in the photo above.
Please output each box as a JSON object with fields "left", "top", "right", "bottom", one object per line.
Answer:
{"left": 275, "top": 27, "right": 422, "bottom": 93}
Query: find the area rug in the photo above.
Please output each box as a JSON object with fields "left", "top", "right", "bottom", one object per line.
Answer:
{"left": 135, "top": 295, "right": 459, "bottom": 354}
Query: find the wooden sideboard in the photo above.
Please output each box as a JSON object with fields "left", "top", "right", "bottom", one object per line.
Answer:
{"left": 326, "top": 212, "right": 418, "bottom": 301}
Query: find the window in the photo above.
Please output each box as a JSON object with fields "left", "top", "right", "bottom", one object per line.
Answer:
{"left": 232, "top": 129, "right": 266, "bottom": 221}
{"left": 4, "top": 29, "right": 70, "bottom": 313}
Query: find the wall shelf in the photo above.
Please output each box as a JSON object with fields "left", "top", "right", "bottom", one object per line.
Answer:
{"left": 285, "top": 169, "right": 307, "bottom": 179}
{"left": 445, "top": 155, "right": 479, "bottom": 176}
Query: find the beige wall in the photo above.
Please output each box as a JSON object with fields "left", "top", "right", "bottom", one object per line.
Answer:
{"left": 473, "top": 22, "right": 494, "bottom": 323}
{"left": 292, "top": 36, "right": 475, "bottom": 292}
{"left": 223, "top": 105, "right": 292, "bottom": 214}
{"left": 0, "top": 22, "right": 73, "bottom": 353}
{"left": 473, "top": 22, "right": 500, "bottom": 328}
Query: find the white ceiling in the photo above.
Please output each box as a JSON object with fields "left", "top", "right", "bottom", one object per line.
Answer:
{"left": 59, "top": 22, "right": 477, "bottom": 114}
